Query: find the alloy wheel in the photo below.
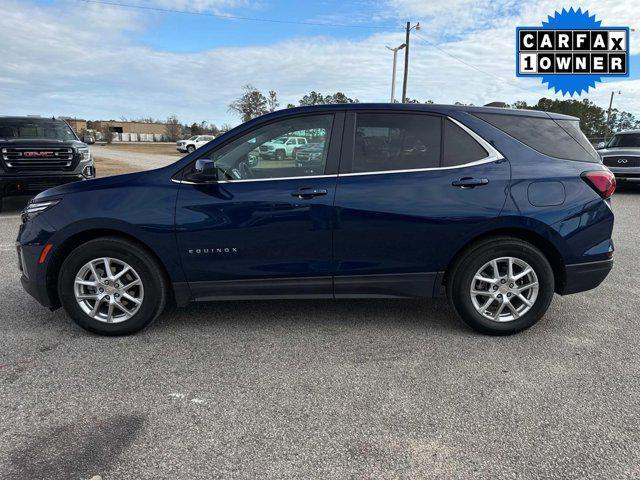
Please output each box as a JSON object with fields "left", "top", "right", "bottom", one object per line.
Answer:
{"left": 74, "top": 257, "right": 144, "bottom": 324}
{"left": 469, "top": 256, "right": 539, "bottom": 322}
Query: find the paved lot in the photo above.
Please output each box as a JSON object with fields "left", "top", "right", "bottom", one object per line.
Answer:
{"left": 0, "top": 189, "right": 639, "bottom": 480}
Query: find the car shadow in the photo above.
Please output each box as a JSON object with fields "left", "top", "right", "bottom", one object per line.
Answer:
{"left": 153, "top": 297, "right": 467, "bottom": 335}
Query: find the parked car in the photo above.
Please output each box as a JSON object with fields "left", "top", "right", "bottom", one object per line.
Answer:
{"left": 294, "top": 142, "right": 325, "bottom": 173}
{"left": 597, "top": 130, "right": 640, "bottom": 183}
{"left": 176, "top": 135, "right": 215, "bottom": 153}
{"left": 0, "top": 116, "right": 95, "bottom": 212}
{"left": 259, "top": 135, "right": 307, "bottom": 160}
{"left": 17, "top": 104, "right": 614, "bottom": 336}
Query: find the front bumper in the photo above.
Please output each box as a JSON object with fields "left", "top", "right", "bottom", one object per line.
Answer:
{"left": 1, "top": 174, "right": 84, "bottom": 197}
{"left": 17, "top": 242, "right": 57, "bottom": 308}
{"left": 259, "top": 151, "right": 277, "bottom": 160}
{"left": 558, "top": 259, "right": 613, "bottom": 295}
{"left": 607, "top": 166, "right": 640, "bottom": 182}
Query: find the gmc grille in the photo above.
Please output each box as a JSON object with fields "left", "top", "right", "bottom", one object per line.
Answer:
{"left": 1, "top": 147, "right": 75, "bottom": 171}
{"left": 602, "top": 155, "right": 640, "bottom": 168}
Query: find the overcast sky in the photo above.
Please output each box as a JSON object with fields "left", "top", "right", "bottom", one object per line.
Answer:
{"left": 2, "top": 0, "right": 639, "bottom": 126}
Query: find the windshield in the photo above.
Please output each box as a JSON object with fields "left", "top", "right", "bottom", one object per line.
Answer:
{"left": 606, "top": 133, "right": 640, "bottom": 148}
{"left": 271, "top": 137, "right": 287, "bottom": 144}
{"left": 188, "top": 136, "right": 198, "bottom": 140}
{"left": 0, "top": 118, "right": 76, "bottom": 141}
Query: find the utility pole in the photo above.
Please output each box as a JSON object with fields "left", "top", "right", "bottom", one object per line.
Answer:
{"left": 386, "top": 44, "right": 406, "bottom": 102}
{"left": 605, "top": 90, "right": 621, "bottom": 140}
{"left": 401, "top": 21, "right": 420, "bottom": 103}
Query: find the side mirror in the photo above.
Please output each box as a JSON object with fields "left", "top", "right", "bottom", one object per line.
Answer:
{"left": 596, "top": 142, "right": 606, "bottom": 150}
{"left": 187, "top": 158, "right": 217, "bottom": 182}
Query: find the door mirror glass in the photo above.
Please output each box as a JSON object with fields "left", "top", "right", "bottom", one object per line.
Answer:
{"left": 186, "top": 158, "right": 217, "bottom": 181}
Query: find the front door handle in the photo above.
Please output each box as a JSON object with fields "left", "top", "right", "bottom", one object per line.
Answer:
{"left": 451, "top": 177, "right": 489, "bottom": 188}
{"left": 291, "top": 187, "right": 328, "bottom": 199}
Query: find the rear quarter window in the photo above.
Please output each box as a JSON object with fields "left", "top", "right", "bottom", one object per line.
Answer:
{"left": 474, "top": 112, "right": 600, "bottom": 163}
{"left": 443, "top": 119, "right": 488, "bottom": 167}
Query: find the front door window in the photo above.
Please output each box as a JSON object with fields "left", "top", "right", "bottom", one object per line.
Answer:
{"left": 195, "top": 115, "right": 334, "bottom": 181}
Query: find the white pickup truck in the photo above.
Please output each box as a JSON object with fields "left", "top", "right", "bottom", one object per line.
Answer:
{"left": 258, "top": 136, "right": 307, "bottom": 161}
{"left": 176, "top": 135, "right": 215, "bottom": 153}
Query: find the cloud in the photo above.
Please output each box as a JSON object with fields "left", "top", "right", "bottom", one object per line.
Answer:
{"left": 0, "top": 0, "right": 638, "bottom": 126}
{"left": 107, "top": 0, "right": 256, "bottom": 14}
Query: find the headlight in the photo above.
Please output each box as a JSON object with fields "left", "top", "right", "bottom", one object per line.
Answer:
{"left": 22, "top": 199, "right": 60, "bottom": 222}
{"left": 77, "top": 147, "right": 91, "bottom": 162}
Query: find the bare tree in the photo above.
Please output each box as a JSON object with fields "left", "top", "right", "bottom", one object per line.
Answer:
{"left": 228, "top": 84, "right": 269, "bottom": 122}
{"left": 267, "top": 90, "right": 279, "bottom": 113}
{"left": 165, "top": 115, "right": 181, "bottom": 142}
{"left": 98, "top": 122, "right": 113, "bottom": 144}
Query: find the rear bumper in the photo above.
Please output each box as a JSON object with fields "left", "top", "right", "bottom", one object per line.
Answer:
{"left": 1, "top": 174, "right": 83, "bottom": 197}
{"left": 558, "top": 259, "right": 613, "bottom": 295}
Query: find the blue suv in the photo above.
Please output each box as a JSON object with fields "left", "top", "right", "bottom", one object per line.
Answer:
{"left": 17, "top": 104, "right": 615, "bottom": 335}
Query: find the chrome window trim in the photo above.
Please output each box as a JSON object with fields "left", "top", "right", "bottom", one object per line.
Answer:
{"left": 173, "top": 174, "right": 339, "bottom": 185}
{"left": 172, "top": 116, "right": 503, "bottom": 184}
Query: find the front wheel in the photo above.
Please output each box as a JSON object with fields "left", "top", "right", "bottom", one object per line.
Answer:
{"left": 187, "top": 145, "right": 196, "bottom": 153}
{"left": 446, "top": 237, "right": 555, "bottom": 335}
{"left": 58, "top": 237, "right": 167, "bottom": 335}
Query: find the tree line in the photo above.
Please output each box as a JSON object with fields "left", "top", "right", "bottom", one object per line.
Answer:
{"left": 225, "top": 86, "right": 639, "bottom": 140}
{"left": 101, "top": 87, "right": 637, "bottom": 143}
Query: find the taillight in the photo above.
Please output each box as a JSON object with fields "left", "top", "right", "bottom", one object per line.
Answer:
{"left": 581, "top": 170, "right": 616, "bottom": 199}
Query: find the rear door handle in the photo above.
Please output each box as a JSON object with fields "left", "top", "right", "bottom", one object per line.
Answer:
{"left": 291, "top": 187, "right": 328, "bottom": 199}
{"left": 451, "top": 177, "right": 489, "bottom": 188}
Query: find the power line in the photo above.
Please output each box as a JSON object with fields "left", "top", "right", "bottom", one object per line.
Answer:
{"left": 412, "top": 32, "right": 543, "bottom": 96}
{"left": 77, "top": 0, "right": 401, "bottom": 30}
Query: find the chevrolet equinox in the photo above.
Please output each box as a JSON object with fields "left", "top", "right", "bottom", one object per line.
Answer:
{"left": 17, "top": 104, "right": 615, "bottom": 335}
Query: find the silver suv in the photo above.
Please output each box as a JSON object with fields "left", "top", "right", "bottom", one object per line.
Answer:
{"left": 598, "top": 130, "right": 640, "bottom": 183}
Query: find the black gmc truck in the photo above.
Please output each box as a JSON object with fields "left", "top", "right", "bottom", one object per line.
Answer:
{"left": 0, "top": 116, "right": 95, "bottom": 211}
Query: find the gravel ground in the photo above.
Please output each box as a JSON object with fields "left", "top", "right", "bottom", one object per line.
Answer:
{"left": 90, "top": 144, "right": 181, "bottom": 172}
{"left": 0, "top": 189, "right": 639, "bottom": 480}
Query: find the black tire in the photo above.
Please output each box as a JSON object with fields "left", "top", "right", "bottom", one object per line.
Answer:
{"left": 0, "top": 197, "right": 3, "bottom": 213}
{"left": 187, "top": 145, "right": 196, "bottom": 153}
{"left": 446, "top": 236, "right": 554, "bottom": 335}
{"left": 276, "top": 150, "right": 285, "bottom": 161}
{"left": 58, "top": 237, "right": 167, "bottom": 335}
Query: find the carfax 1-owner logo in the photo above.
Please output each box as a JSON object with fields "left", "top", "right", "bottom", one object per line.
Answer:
{"left": 516, "top": 7, "right": 630, "bottom": 95}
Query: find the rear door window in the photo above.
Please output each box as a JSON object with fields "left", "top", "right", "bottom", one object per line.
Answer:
{"left": 443, "top": 119, "right": 488, "bottom": 167}
{"left": 351, "top": 113, "right": 441, "bottom": 173}
{"left": 474, "top": 112, "right": 599, "bottom": 162}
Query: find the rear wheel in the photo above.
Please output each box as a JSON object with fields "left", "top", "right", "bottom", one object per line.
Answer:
{"left": 446, "top": 237, "right": 554, "bottom": 335}
{"left": 58, "top": 237, "right": 167, "bottom": 335}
